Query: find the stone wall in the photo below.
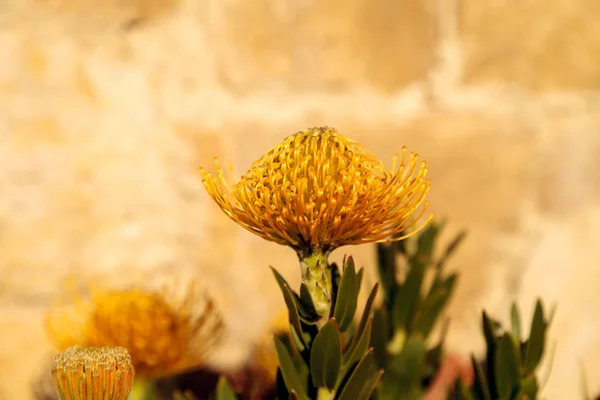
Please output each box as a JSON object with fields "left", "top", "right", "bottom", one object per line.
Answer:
{"left": 1, "top": 0, "right": 599, "bottom": 398}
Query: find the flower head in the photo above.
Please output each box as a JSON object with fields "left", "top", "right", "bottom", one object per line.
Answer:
{"left": 51, "top": 346, "right": 134, "bottom": 400}
{"left": 45, "top": 283, "right": 224, "bottom": 378}
{"left": 200, "top": 127, "right": 431, "bottom": 254}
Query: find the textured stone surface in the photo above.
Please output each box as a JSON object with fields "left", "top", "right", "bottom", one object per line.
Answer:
{"left": 0, "top": 308, "right": 51, "bottom": 400}
{"left": 459, "top": 0, "right": 600, "bottom": 90}
{"left": 214, "top": 0, "right": 435, "bottom": 93}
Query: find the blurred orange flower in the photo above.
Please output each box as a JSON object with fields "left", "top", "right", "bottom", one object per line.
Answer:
{"left": 45, "top": 283, "right": 223, "bottom": 379}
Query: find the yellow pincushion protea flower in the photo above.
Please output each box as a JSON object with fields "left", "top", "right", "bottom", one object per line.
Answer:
{"left": 200, "top": 126, "right": 432, "bottom": 318}
{"left": 51, "top": 346, "right": 134, "bottom": 400}
{"left": 45, "top": 283, "right": 224, "bottom": 379}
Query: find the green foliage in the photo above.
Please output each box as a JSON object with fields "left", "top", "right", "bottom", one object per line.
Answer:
{"left": 203, "top": 220, "right": 555, "bottom": 400}
{"left": 213, "top": 377, "right": 242, "bottom": 400}
{"left": 272, "top": 257, "right": 383, "bottom": 400}
{"left": 454, "top": 300, "right": 552, "bottom": 400}
{"left": 371, "top": 221, "right": 466, "bottom": 400}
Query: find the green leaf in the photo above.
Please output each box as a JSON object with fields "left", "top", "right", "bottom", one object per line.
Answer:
{"left": 272, "top": 267, "right": 320, "bottom": 325}
{"left": 310, "top": 319, "right": 343, "bottom": 390}
{"left": 214, "top": 377, "right": 238, "bottom": 400}
{"left": 519, "top": 375, "right": 539, "bottom": 399}
{"left": 392, "top": 262, "right": 425, "bottom": 332}
{"left": 482, "top": 311, "right": 498, "bottom": 398}
{"left": 354, "top": 283, "right": 379, "bottom": 346}
{"left": 356, "top": 267, "right": 364, "bottom": 296}
{"left": 523, "top": 300, "right": 546, "bottom": 375}
{"left": 370, "top": 307, "right": 389, "bottom": 369}
{"left": 414, "top": 222, "right": 439, "bottom": 264}
{"left": 470, "top": 355, "right": 492, "bottom": 400}
{"left": 330, "top": 262, "right": 342, "bottom": 313}
{"left": 333, "top": 259, "right": 359, "bottom": 332}
{"left": 425, "top": 319, "right": 449, "bottom": 373}
{"left": 271, "top": 267, "right": 308, "bottom": 348}
{"left": 340, "top": 318, "right": 372, "bottom": 385}
{"left": 510, "top": 302, "right": 522, "bottom": 344}
{"left": 380, "top": 337, "right": 427, "bottom": 398}
{"left": 411, "top": 275, "right": 456, "bottom": 338}
{"left": 336, "top": 350, "right": 383, "bottom": 400}
{"left": 299, "top": 283, "right": 319, "bottom": 321}
{"left": 495, "top": 333, "right": 520, "bottom": 399}
{"left": 274, "top": 336, "right": 309, "bottom": 400}
{"left": 275, "top": 368, "right": 290, "bottom": 399}
{"left": 435, "top": 230, "right": 467, "bottom": 271}
{"left": 376, "top": 242, "right": 397, "bottom": 303}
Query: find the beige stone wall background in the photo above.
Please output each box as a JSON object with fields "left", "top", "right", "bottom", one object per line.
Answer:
{"left": 1, "top": 0, "right": 599, "bottom": 398}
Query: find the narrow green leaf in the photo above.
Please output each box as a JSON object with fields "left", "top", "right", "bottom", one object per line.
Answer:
{"left": 392, "top": 262, "right": 425, "bottom": 332}
{"left": 336, "top": 350, "right": 383, "bottom": 400}
{"left": 299, "top": 283, "right": 320, "bottom": 323}
{"left": 510, "top": 302, "right": 522, "bottom": 344}
{"left": 282, "top": 333, "right": 311, "bottom": 372}
{"left": 354, "top": 283, "right": 379, "bottom": 346}
{"left": 333, "top": 260, "right": 359, "bottom": 332}
{"left": 370, "top": 307, "right": 389, "bottom": 369}
{"left": 272, "top": 267, "right": 320, "bottom": 324}
{"left": 288, "top": 392, "right": 298, "bottom": 400}
{"left": 330, "top": 262, "right": 342, "bottom": 315}
{"left": 340, "top": 318, "right": 372, "bottom": 385}
{"left": 414, "top": 222, "right": 439, "bottom": 263}
{"left": 275, "top": 368, "right": 291, "bottom": 399}
{"left": 385, "top": 337, "right": 427, "bottom": 388}
{"left": 274, "top": 336, "right": 309, "bottom": 400}
{"left": 214, "top": 377, "right": 238, "bottom": 400}
{"left": 470, "top": 355, "right": 492, "bottom": 400}
{"left": 412, "top": 275, "right": 456, "bottom": 338}
{"left": 520, "top": 375, "right": 539, "bottom": 399}
{"left": 481, "top": 311, "right": 498, "bottom": 398}
{"left": 435, "top": 230, "right": 467, "bottom": 271}
{"left": 356, "top": 267, "right": 365, "bottom": 295}
{"left": 495, "top": 333, "right": 520, "bottom": 399}
{"left": 425, "top": 318, "right": 449, "bottom": 371}
{"left": 376, "top": 242, "right": 397, "bottom": 303}
{"left": 524, "top": 300, "right": 547, "bottom": 375}
{"left": 271, "top": 267, "right": 307, "bottom": 347}
{"left": 345, "top": 256, "right": 355, "bottom": 271}
{"left": 310, "top": 319, "right": 343, "bottom": 390}
{"left": 427, "top": 268, "right": 457, "bottom": 297}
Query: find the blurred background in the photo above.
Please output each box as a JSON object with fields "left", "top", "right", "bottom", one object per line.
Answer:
{"left": 1, "top": 0, "right": 599, "bottom": 398}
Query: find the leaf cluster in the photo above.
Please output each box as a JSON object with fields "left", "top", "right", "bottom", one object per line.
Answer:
{"left": 453, "top": 301, "right": 552, "bottom": 400}
{"left": 371, "top": 221, "right": 465, "bottom": 400}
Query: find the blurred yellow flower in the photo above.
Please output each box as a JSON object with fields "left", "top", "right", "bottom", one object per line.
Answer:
{"left": 45, "top": 283, "right": 224, "bottom": 378}
{"left": 199, "top": 126, "right": 431, "bottom": 254}
{"left": 52, "top": 346, "right": 134, "bottom": 400}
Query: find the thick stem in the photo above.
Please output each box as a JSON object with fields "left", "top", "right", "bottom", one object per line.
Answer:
{"left": 298, "top": 249, "right": 332, "bottom": 322}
